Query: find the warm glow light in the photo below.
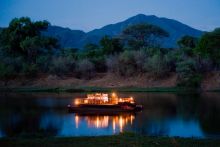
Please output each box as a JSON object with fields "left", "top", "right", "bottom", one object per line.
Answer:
{"left": 96, "top": 116, "right": 99, "bottom": 128}
{"left": 75, "top": 115, "right": 79, "bottom": 128}
{"left": 71, "top": 93, "right": 139, "bottom": 132}
{"left": 112, "top": 92, "right": 116, "bottom": 97}
{"left": 84, "top": 99, "right": 88, "bottom": 104}
{"left": 75, "top": 99, "right": 79, "bottom": 105}
{"left": 113, "top": 118, "right": 116, "bottom": 133}
{"left": 119, "top": 116, "right": 123, "bottom": 132}
{"left": 130, "top": 115, "right": 135, "bottom": 124}
{"left": 75, "top": 93, "right": 137, "bottom": 105}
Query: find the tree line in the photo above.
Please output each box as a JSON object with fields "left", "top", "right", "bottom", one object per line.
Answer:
{"left": 0, "top": 17, "right": 220, "bottom": 87}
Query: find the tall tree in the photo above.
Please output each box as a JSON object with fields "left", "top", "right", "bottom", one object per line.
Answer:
{"left": 195, "top": 28, "right": 220, "bottom": 66}
{"left": 82, "top": 43, "right": 100, "bottom": 58}
{"left": 177, "top": 35, "right": 198, "bottom": 57}
{"left": 100, "top": 36, "right": 123, "bottom": 55}
{"left": 121, "top": 24, "right": 169, "bottom": 49}
{"left": 178, "top": 35, "right": 198, "bottom": 49}
{"left": 0, "top": 17, "right": 58, "bottom": 61}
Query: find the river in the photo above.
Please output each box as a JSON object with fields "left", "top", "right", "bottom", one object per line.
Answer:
{"left": 0, "top": 92, "right": 219, "bottom": 138}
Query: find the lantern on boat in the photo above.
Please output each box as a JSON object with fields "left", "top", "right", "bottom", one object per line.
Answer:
{"left": 75, "top": 99, "right": 80, "bottom": 105}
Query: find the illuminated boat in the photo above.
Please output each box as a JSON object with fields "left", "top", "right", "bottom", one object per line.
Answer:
{"left": 67, "top": 93, "right": 143, "bottom": 114}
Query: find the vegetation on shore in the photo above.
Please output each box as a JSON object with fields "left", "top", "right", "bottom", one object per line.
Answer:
{"left": 0, "top": 17, "right": 220, "bottom": 89}
{"left": 0, "top": 133, "right": 220, "bottom": 147}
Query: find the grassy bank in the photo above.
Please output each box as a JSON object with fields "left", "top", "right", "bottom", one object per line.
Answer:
{"left": 0, "top": 134, "right": 219, "bottom": 147}
{"left": 0, "top": 86, "right": 198, "bottom": 93}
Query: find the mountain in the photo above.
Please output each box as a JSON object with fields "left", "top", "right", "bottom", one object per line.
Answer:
{"left": 42, "top": 26, "right": 86, "bottom": 48}
{"left": 44, "top": 14, "right": 203, "bottom": 48}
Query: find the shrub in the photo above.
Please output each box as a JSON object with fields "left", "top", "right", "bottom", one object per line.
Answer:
{"left": 176, "top": 58, "right": 202, "bottom": 87}
{"left": 197, "top": 57, "right": 213, "bottom": 72}
{"left": 144, "top": 51, "right": 168, "bottom": 77}
{"left": 0, "top": 62, "right": 15, "bottom": 85}
{"left": 134, "top": 50, "right": 147, "bottom": 72}
{"left": 1, "top": 56, "right": 24, "bottom": 73}
{"left": 164, "top": 50, "right": 178, "bottom": 72}
{"left": 49, "top": 56, "right": 76, "bottom": 76}
{"left": 118, "top": 50, "right": 136, "bottom": 76}
{"left": 21, "top": 63, "right": 38, "bottom": 77}
{"left": 91, "top": 56, "right": 107, "bottom": 72}
{"left": 144, "top": 47, "right": 161, "bottom": 57}
{"left": 36, "top": 55, "right": 51, "bottom": 73}
{"left": 106, "top": 55, "right": 120, "bottom": 73}
{"left": 76, "top": 59, "right": 95, "bottom": 79}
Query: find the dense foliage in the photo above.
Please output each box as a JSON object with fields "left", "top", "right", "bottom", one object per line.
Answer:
{"left": 195, "top": 28, "right": 220, "bottom": 67}
{"left": 0, "top": 17, "right": 220, "bottom": 88}
{"left": 121, "top": 24, "right": 169, "bottom": 49}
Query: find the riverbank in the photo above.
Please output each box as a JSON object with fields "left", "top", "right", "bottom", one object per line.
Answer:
{"left": 1, "top": 72, "right": 220, "bottom": 92}
{"left": 0, "top": 73, "right": 177, "bottom": 90}
{"left": 0, "top": 133, "right": 220, "bottom": 147}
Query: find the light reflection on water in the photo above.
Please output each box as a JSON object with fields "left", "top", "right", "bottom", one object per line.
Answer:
{"left": 74, "top": 114, "right": 135, "bottom": 133}
{"left": 0, "top": 92, "right": 220, "bottom": 138}
{"left": 39, "top": 113, "right": 135, "bottom": 136}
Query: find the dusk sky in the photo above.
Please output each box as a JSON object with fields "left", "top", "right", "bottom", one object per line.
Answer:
{"left": 0, "top": 0, "right": 220, "bottom": 32}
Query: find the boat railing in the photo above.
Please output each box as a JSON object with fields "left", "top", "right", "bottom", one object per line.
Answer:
{"left": 74, "top": 97, "right": 134, "bottom": 105}
{"left": 74, "top": 98, "right": 116, "bottom": 105}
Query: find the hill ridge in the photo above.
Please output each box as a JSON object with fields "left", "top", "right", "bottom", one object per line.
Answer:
{"left": 44, "top": 14, "right": 203, "bottom": 48}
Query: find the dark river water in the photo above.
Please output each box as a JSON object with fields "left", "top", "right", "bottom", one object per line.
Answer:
{"left": 0, "top": 92, "right": 220, "bottom": 138}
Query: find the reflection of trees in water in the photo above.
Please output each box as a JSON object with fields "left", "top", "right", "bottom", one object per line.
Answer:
{"left": 133, "top": 93, "right": 177, "bottom": 117}
{"left": 132, "top": 93, "right": 220, "bottom": 137}
{"left": 176, "top": 93, "right": 220, "bottom": 136}
{"left": 1, "top": 112, "right": 60, "bottom": 137}
{"left": 198, "top": 93, "right": 220, "bottom": 135}
{"left": 176, "top": 93, "right": 201, "bottom": 120}
{"left": 0, "top": 93, "right": 62, "bottom": 137}
{"left": 0, "top": 92, "right": 84, "bottom": 109}
{"left": 131, "top": 93, "right": 177, "bottom": 135}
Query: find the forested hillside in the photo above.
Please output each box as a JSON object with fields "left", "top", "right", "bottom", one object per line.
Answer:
{"left": 0, "top": 17, "right": 219, "bottom": 89}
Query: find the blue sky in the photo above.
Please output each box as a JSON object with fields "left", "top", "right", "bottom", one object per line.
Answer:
{"left": 0, "top": 0, "right": 220, "bottom": 32}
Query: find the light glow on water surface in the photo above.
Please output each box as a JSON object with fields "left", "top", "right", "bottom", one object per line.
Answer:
{"left": 0, "top": 92, "right": 220, "bottom": 138}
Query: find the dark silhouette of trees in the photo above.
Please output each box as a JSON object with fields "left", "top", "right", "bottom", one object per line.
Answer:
{"left": 195, "top": 28, "right": 220, "bottom": 67}
{"left": 178, "top": 35, "right": 198, "bottom": 49}
{"left": 0, "top": 17, "right": 58, "bottom": 62}
{"left": 121, "top": 24, "right": 169, "bottom": 49}
{"left": 100, "top": 36, "right": 123, "bottom": 55}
